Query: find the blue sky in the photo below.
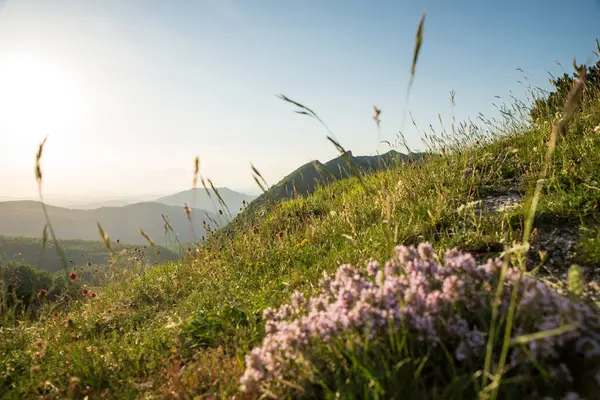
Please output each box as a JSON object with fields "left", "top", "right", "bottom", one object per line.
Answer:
{"left": 0, "top": 0, "right": 599, "bottom": 199}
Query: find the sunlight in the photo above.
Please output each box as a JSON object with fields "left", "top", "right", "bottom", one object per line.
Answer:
{"left": 0, "top": 50, "right": 88, "bottom": 165}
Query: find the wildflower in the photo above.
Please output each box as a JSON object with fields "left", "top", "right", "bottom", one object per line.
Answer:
{"left": 463, "top": 167, "right": 473, "bottom": 177}
{"left": 240, "top": 243, "right": 600, "bottom": 396}
{"left": 69, "top": 272, "right": 77, "bottom": 283}
{"left": 417, "top": 242, "right": 433, "bottom": 261}
{"left": 82, "top": 286, "right": 89, "bottom": 297}
{"left": 291, "top": 292, "right": 306, "bottom": 312}
{"left": 296, "top": 239, "right": 309, "bottom": 248}
{"left": 594, "top": 124, "right": 600, "bottom": 133}
{"left": 366, "top": 261, "right": 380, "bottom": 277}
{"left": 36, "top": 289, "right": 48, "bottom": 298}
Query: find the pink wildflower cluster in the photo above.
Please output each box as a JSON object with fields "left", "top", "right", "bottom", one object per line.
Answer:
{"left": 240, "top": 243, "right": 600, "bottom": 394}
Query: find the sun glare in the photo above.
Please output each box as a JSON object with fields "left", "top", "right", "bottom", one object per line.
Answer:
{"left": 0, "top": 51, "right": 88, "bottom": 165}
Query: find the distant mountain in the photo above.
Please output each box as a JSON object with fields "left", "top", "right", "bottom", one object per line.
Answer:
{"left": 156, "top": 187, "right": 256, "bottom": 215}
{"left": 50, "top": 193, "right": 171, "bottom": 209}
{"left": 243, "top": 150, "right": 426, "bottom": 214}
{"left": 0, "top": 201, "right": 223, "bottom": 245}
{"left": 61, "top": 199, "right": 134, "bottom": 209}
{"left": 0, "top": 193, "right": 170, "bottom": 209}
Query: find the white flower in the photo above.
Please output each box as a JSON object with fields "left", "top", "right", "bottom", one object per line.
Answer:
{"left": 594, "top": 124, "right": 600, "bottom": 133}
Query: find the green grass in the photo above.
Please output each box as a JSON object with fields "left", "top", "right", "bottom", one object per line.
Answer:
{"left": 2, "top": 29, "right": 600, "bottom": 398}
{"left": 0, "top": 90, "right": 598, "bottom": 398}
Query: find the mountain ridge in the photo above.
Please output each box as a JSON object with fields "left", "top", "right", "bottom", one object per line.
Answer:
{"left": 155, "top": 187, "right": 256, "bottom": 215}
{"left": 0, "top": 200, "right": 221, "bottom": 245}
{"left": 243, "top": 149, "right": 426, "bottom": 216}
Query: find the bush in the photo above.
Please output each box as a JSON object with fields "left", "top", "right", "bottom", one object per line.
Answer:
{"left": 1, "top": 262, "right": 66, "bottom": 315}
{"left": 241, "top": 243, "right": 600, "bottom": 399}
{"left": 530, "top": 58, "right": 600, "bottom": 122}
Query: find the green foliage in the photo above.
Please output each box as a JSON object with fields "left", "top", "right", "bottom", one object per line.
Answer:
{"left": 575, "top": 223, "right": 600, "bottom": 265}
{"left": 529, "top": 59, "right": 600, "bottom": 122}
{"left": 0, "top": 234, "right": 178, "bottom": 274}
{"left": 0, "top": 262, "right": 63, "bottom": 313}
{"left": 179, "top": 305, "right": 256, "bottom": 351}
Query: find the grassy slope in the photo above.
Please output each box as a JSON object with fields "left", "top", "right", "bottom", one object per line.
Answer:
{"left": 1, "top": 96, "right": 599, "bottom": 398}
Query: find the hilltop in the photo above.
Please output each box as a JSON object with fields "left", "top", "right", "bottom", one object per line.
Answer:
{"left": 156, "top": 187, "right": 256, "bottom": 215}
{"left": 243, "top": 149, "right": 425, "bottom": 217}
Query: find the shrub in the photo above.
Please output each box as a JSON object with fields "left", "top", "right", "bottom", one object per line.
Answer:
{"left": 530, "top": 59, "right": 600, "bottom": 122}
{"left": 0, "top": 262, "right": 79, "bottom": 318}
{"left": 241, "top": 243, "right": 600, "bottom": 399}
{"left": 1, "top": 263, "right": 53, "bottom": 310}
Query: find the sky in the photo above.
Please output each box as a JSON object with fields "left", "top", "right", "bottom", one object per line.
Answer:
{"left": 0, "top": 0, "right": 599, "bottom": 200}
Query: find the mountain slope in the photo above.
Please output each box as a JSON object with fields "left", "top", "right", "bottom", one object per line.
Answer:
{"left": 155, "top": 187, "right": 256, "bottom": 215}
{"left": 243, "top": 149, "right": 425, "bottom": 215}
{"left": 0, "top": 201, "right": 220, "bottom": 245}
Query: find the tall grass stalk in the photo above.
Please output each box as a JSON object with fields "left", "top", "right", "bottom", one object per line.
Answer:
{"left": 522, "top": 65, "right": 587, "bottom": 248}
{"left": 34, "top": 137, "right": 69, "bottom": 284}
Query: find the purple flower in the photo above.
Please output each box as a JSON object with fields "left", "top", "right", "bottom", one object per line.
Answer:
{"left": 240, "top": 243, "right": 600, "bottom": 396}
{"left": 366, "top": 261, "right": 380, "bottom": 277}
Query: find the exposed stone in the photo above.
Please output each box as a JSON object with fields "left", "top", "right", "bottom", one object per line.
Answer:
{"left": 478, "top": 193, "right": 522, "bottom": 214}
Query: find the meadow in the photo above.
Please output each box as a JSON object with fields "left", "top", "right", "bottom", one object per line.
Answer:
{"left": 1, "top": 23, "right": 600, "bottom": 400}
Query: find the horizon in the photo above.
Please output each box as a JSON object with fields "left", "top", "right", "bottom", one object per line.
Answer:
{"left": 0, "top": 186, "right": 262, "bottom": 206}
{"left": 1, "top": 0, "right": 599, "bottom": 199}
{"left": 0, "top": 148, "right": 404, "bottom": 205}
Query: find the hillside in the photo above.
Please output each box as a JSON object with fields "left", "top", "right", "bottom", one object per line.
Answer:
{"left": 155, "top": 187, "right": 256, "bottom": 215}
{"left": 59, "top": 199, "right": 134, "bottom": 209}
{"left": 0, "top": 235, "right": 179, "bottom": 274}
{"left": 0, "top": 201, "right": 222, "bottom": 245}
{"left": 2, "top": 73, "right": 599, "bottom": 399}
{"left": 243, "top": 149, "right": 425, "bottom": 216}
